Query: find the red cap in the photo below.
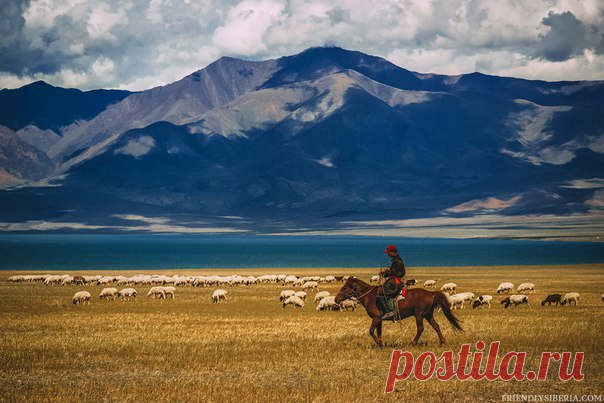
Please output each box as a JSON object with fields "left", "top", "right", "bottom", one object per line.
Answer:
{"left": 384, "top": 244, "right": 397, "bottom": 253}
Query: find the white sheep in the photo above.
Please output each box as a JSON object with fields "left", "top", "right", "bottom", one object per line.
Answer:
{"left": 370, "top": 275, "right": 380, "bottom": 283}
{"left": 316, "top": 296, "right": 340, "bottom": 311}
{"left": 424, "top": 280, "right": 436, "bottom": 287}
{"left": 118, "top": 288, "right": 137, "bottom": 301}
{"left": 339, "top": 299, "right": 358, "bottom": 311}
{"left": 472, "top": 295, "right": 493, "bottom": 309}
{"left": 561, "top": 292, "right": 580, "bottom": 306}
{"left": 279, "top": 290, "right": 296, "bottom": 302}
{"left": 282, "top": 275, "right": 298, "bottom": 285}
{"left": 501, "top": 295, "right": 529, "bottom": 308}
{"left": 314, "top": 291, "right": 331, "bottom": 304}
{"left": 163, "top": 286, "right": 176, "bottom": 299}
{"left": 99, "top": 287, "right": 118, "bottom": 301}
{"left": 302, "top": 281, "right": 319, "bottom": 291}
{"left": 294, "top": 291, "right": 307, "bottom": 300}
{"left": 283, "top": 295, "right": 305, "bottom": 308}
{"left": 72, "top": 291, "right": 91, "bottom": 305}
{"left": 496, "top": 282, "right": 514, "bottom": 294}
{"left": 212, "top": 289, "right": 228, "bottom": 303}
{"left": 440, "top": 283, "right": 457, "bottom": 294}
{"left": 447, "top": 292, "right": 474, "bottom": 310}
{"left": 517, "top": 282, "right": 535, "bottom": 294}
{"left": 147, "top": 286, "right": 167, "bottom": 299}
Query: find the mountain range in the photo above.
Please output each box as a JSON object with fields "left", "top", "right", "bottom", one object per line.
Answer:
{"left": 1, "top": 47, "right": 603, "bottom": 237}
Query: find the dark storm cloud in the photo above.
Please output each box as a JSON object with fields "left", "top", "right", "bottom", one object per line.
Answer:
{"left": 0, "top": 0, "right": 40, "bottom": 74}
{"left": 535, "top": 11, "right": 586, "bottom": 62}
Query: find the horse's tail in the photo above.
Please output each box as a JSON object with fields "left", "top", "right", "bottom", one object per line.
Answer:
{"left": 433, "top": 291, "right": 464, "bottom": 333}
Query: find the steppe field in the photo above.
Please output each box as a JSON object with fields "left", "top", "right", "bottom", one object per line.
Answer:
{"left": 0, "top": 265, "right": 603, "bottom": 402}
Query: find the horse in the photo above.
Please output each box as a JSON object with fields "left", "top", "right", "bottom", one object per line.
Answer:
{"left": 335, "top": 277, "right": 463, "bottom": 347}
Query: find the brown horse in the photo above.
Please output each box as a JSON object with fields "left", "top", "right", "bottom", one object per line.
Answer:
{"left": 335, "top": 277, "right": 463, "bottom": 347}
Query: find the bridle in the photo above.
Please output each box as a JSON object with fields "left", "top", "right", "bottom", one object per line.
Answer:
{"left": 340, "top": 279, "right": 377, "bottom": 301}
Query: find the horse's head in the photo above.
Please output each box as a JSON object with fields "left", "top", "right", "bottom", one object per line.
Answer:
{"left": 335, "top": 277, "right": 372, "bottom": 304}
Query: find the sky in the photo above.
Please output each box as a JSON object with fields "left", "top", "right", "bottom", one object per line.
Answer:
{"left": 1, "top": 0, "right": 604, "bottom": 91}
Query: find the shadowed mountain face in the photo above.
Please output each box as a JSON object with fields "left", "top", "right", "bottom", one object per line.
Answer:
{"left": 0, "top": 47, "right": 603, "bottom": 233}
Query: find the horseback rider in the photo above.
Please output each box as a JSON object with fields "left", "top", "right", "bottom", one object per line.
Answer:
{"left": 379, "top": 244, "right": 406, "bottom": 320}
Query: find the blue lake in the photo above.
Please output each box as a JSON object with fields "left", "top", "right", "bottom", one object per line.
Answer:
{"left": 0, "top": 234, "right": 602, "bottom": 271}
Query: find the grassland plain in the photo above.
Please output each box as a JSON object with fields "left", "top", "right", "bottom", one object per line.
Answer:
{"left": 0, "top": 265, "right": 603, "bottom": 403}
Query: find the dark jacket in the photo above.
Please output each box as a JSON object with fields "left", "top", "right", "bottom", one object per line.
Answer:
{"left": 381, "top": 255, "right": 406, "bottom": 298}
{"left": 383, "top": 255, "right": 405, "bottom": 278}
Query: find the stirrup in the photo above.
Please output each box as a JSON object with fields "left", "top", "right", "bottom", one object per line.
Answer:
{"left": 381, "top": 311, "right": 396, "bottom": 320}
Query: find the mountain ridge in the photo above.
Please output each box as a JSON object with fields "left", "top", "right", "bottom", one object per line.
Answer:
{"left": 0, "top": 46, "right": 602, "bottom": 236}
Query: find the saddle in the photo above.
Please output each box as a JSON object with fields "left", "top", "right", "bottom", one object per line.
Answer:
{"left": 377, "top": 286, "right": 407, "bottom": 315}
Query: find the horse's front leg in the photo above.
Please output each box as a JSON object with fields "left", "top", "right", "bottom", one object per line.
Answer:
{"left": 369, "top": 317, "right": 383, "bottom": 347}
{"left": 409, "top": 314, "right": 424, "bottom": 347}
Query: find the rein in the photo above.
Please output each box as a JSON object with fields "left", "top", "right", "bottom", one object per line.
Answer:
{"left": 343, "top": 281, "right": 377, "bottom": 301}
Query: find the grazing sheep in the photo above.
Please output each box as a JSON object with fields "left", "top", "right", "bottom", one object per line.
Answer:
{"left": 147, "top": 286, "right": 167, "bottom": 299}
{"left": 302, "top": 281, "right": 319, "bottom": 291}
{"left": 496, "top": 282, "right": 514, "bottom": 294}
{"left": 440, "top": 283, "right": 457, "bottom": 294}
{"left": 339, "top": 299, "right": 358, "bottom": 311}
{"left": 72, "top": 291, "right": 91, "bottom": 305}
{"left": 448, "top": 292, "right": 474, "bottom": 310}
{"left": 282, "top": 275, "right": 298, "bottom": 285}
{"left": 283, "top": 295, "right": 305, "bottom": 308}
{"left": 316, "top": 296, "right": 340, "bottom": 311}
{"left": 294, "top": 291, "right": 307, "bottom": 301}
{"left": 118, "top": 288, "right": 137, "bottom": 301}
{"left": 541, "top": 294, "right": 562, "bottom": 306}
{"left": 72, "top": 275, "right": 86, "bottom": 285}
{"left": 517, "top": 282, "right": 535, "bottom": 294}
{"left": 405, "top": 279, "right": 416, "bottom": 287}
{"left": 472, "top": 295, "right": 493, "bottom": 309}
{"left": 370, "top": 275, "right": 380, "bottom": 283}
{"left": 163, "top": 286, "right": 176, "bottom": 299}
{"left": 561, "top": 292, "right": 580, "bottom": 306}
{"left": 501, "top": 295, "right": 529, "bottom": 308}
{"left": 314, "top": 291, "right": 330, "bottom": 304}
{"left": 99, "top": 287, "right": 119, "bottom": 301}
{"left": 423, "top": 280, "right": 436, "bottom": 288}
{"left": 212, "top": 289, "right": 228, "bottom": 303}
{"left": 279, "top": 290, "right": 296, "bottom": 302}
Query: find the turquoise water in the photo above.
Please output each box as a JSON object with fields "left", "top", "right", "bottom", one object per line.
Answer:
{"left": 0, "top": 234, "right": 602, "bottom": 271}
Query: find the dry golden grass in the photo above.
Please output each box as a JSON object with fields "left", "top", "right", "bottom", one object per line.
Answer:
{"left": 0, "top": 265, "right": 603, "bottom": 402}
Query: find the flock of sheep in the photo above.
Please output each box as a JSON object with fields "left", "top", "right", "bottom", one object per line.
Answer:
{"left": 8, "top": 273, "right": 601, "bottom": 310}
{"left": 6, "top": 273, "right": 353, "bottom": 309}
{"left": 422, "top": 279, "right": 586, "bottom": 309}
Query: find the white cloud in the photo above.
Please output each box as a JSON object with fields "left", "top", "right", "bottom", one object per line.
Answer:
{"left": 445, "top": 196, "right": 522, "bottom": 214}
{"left": 3, "top": 0, "right": 604, "bottom": 90}
{"left": 91, "top": 57, "right": 114, "bottom": 77}
{"left": 114, "top": 136, "right": 156, "bottom": 158}
{"left": 212, "top": 0, "right": 285, "bottom": 55}
{"left": 87, "top": 4, "right": 128, "bottom": 41}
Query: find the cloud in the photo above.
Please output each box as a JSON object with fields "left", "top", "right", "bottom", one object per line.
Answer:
{"left": 212, "top": 0, "right": 285, "bottom": 55}
{"left": 1, "top": 0, "right": 604, "bottom": 90}
{"left": 535, "top": 11, "right": 586, "bottom": 62}
{"left": 114, "top": 136, "right": 155, "bottom": 158}
{"left": 445, "top": 196, "right": 522, "bottom": 214}
{"left": 560, "top": 178, "right": 604, "bottom": 189}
